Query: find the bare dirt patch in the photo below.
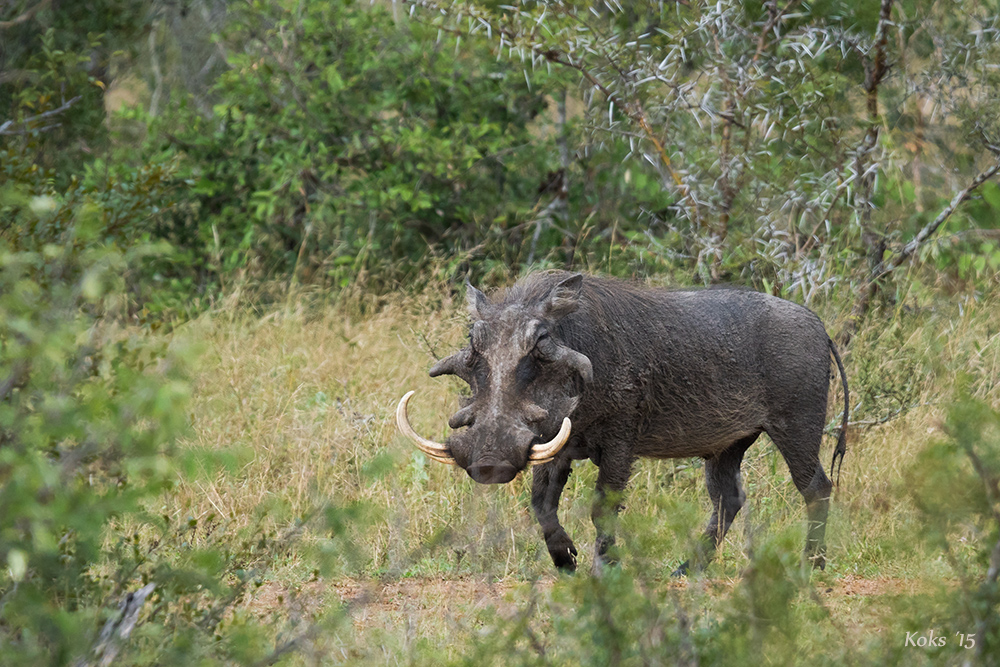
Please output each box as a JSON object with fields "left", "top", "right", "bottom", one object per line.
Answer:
{"left": 830, "top": 574, "right": 927, "bottom": 598}
{"left": 247, "top": 572, "right": 924, "bottom": 627}
{"left": 248, "top": 576, "right": 550, "bottom": 628}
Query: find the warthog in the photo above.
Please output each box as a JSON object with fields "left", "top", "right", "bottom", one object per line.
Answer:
{"left": 398, "top": 271, "right": 848, "bottom": 573}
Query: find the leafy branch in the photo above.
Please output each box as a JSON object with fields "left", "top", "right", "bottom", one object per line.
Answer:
{"left": 401, "top": 0, "right": 704, "bottom": 226}
{"left": 838, "top": 153, "right": 1000, "bottom": 345}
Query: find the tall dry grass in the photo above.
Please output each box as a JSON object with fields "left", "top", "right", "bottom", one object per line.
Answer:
{"left": 149, "top": 278, "right": 1000, "bottom": 662}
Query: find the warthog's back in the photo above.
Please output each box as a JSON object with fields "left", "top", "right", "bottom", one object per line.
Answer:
{"left": 558, "top": 281, "right": 833, "bottom": 459}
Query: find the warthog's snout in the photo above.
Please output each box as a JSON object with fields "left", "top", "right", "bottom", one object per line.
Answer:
{"left": 466, "top": 461, "right": 518, "bottom": 484}
{"left": 397, "top": 391, "right": 573, "bottom": 473}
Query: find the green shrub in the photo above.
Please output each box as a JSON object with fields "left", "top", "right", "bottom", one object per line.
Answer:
{"left": 0, "top": 164, "right": 191, "bottom": 661}
{"left": 902, "top": 395, "right": 1000, "bottom": 663}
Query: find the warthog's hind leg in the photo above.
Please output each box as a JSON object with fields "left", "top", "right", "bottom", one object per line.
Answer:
{"left": 768, "top": 421, "right": 833, "bottom": 569}
{"left": 797, "top": 461, "right": 833, "bottom": 569}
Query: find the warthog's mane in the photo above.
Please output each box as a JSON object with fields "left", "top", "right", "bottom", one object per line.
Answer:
{"left": 490, "top": 270, "right": 653, "bottom": 324}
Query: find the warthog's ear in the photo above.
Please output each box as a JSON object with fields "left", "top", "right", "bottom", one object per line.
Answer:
{"left": 465, "top": 279, "right": 488, "bottom": 320}
{"left": 539, "top": 273, "right": 583, "bottom": 320}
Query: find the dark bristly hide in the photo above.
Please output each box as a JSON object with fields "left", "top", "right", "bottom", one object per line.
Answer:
{"left": 399, "top": 271, "right": 849, "bottom": 574}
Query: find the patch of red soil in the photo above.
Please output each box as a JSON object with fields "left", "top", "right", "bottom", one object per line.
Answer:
{"left": 246, "top": 573, "right": 930, "bottom": 625}
{"left": 830, "top": 575, "right": 927, "bottom": 597}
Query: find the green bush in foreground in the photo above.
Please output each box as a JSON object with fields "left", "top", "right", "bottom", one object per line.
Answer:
{"left": 899, "top": 395, "right": 1000, "bottom": 664}
{"left": 0, "top": 127, "right": 361, "bottom": 666}
{"left": 0, "top": 255, "right": 183, "bottom": 663}
{"left": 0, "top": 123, "right": 189, "bottom": 660}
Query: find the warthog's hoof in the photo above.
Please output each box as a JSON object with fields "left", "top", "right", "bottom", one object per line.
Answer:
{"left": 809, "top": 553, "right": 826, "bottom": 570}
{"left": 549, "top": 542, "right": 578, "bottom": 572}
{"left": 671, "top": 561, "right": 690, "bottom": 577}
{"left": 590, "top": 553, "right": 620, "bottom": 577}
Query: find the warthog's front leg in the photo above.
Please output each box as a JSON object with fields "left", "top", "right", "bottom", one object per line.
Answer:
{"left": 532, "top": 455, "right": 576, "bottom": 571}
{"left": 591, "top": 447, "right": 635, "bottom": 574}
{"left": 673, "top": 433, "right": 758, "bottom": 576}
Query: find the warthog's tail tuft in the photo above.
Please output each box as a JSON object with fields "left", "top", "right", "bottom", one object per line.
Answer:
{"left": 828, "top": 337, "right": 849, "bottom": 487}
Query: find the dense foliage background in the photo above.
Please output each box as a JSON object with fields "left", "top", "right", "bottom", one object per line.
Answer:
{"left": 2, "top": 0, "right": 1000, "bottom": 664}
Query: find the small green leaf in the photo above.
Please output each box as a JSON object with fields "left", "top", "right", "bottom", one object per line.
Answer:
{"left": 8, "top": 549, "right": 27, "bottom": 582}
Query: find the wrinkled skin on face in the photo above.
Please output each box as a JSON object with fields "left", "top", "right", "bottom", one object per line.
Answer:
{"left": 429, "top": 274, "right": 593, "bottom": 484}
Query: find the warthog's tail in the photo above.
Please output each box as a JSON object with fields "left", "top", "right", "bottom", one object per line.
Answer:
{"left": 828, "top": 337, "right": 849, "bottom": 486}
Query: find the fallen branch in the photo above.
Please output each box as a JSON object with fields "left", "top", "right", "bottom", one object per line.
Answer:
{"left": 76, "top": 583, "right": 156, "bottom": 667}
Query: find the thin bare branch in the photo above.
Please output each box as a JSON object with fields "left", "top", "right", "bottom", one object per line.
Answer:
{"left": 539, "top": 49, "right": 702, "bottom": 227}
{"left": 752, "top": 0, "right": 801, "bottom": 63}
{"left": 840, "top": 155, "right": 1000, "bottom": 345}
{"left": 0, "top": 0, "right": 51, "bottom": 30}
{"left": 0, "top": 95, "right": 83, "bottom": 136}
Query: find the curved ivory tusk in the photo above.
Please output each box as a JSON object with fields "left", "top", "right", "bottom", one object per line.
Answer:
{"left": 396, "top": 391, "right": 456, "bottom": 465}
{"left": 528, "top": 417, "right": 572, "bottom": 462}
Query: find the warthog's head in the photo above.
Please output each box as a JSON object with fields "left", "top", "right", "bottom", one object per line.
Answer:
{"left": 397, "top": 273, "right": 593, "bottom": 484}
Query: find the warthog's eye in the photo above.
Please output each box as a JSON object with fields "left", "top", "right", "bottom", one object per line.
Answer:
{"left": 532, "top": 332, "right": 556, "bottom": 360}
